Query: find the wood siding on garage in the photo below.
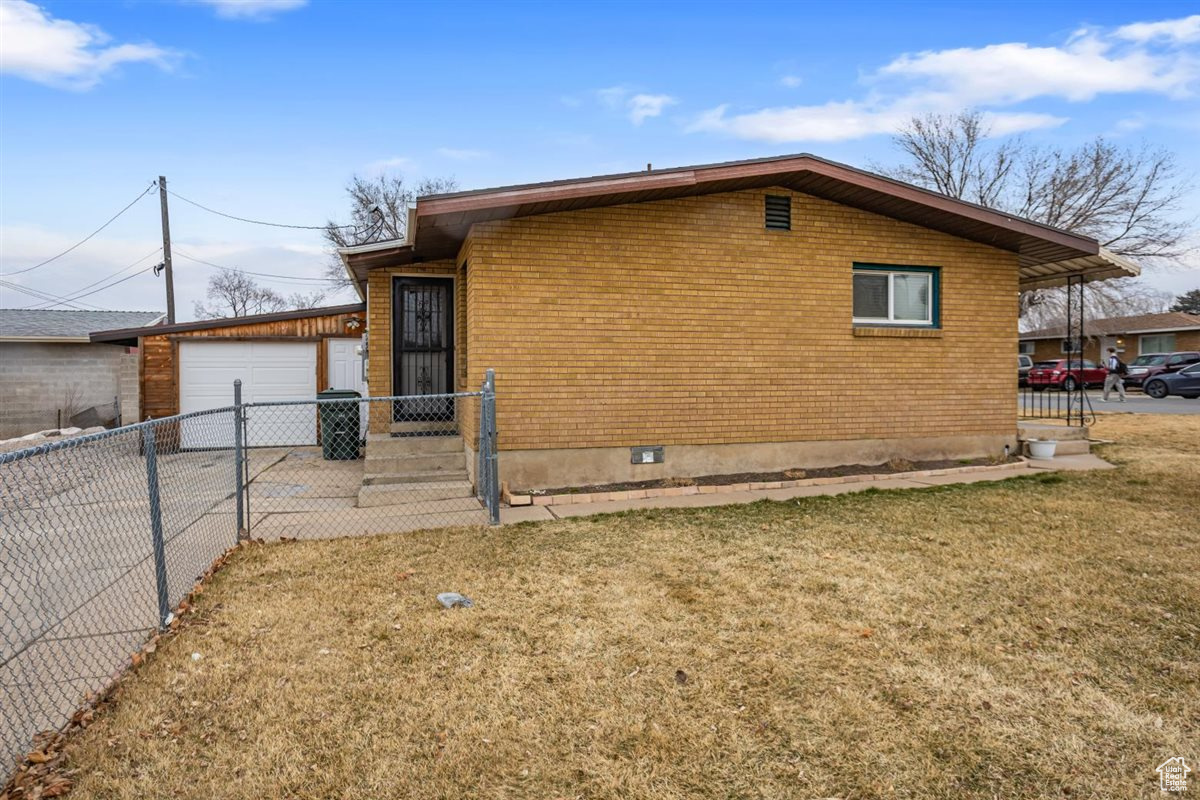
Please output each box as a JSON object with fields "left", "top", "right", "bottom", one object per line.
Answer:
{"left": 139, "top": 310, "right": 365, "bottom": 420}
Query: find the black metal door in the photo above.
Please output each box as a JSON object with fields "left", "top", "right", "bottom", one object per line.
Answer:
{"left": 392, "top": 277, "right": 454, "bottom": 422}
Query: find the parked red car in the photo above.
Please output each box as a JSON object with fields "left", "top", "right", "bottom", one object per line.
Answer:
{"left": 1027, "top": 359, "right": 1108, "bottom": 391}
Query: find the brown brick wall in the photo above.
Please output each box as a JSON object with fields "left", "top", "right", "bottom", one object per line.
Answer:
{"left": 1137, "top": 329, "right": 1200, "bottom": 355}
{"left": 453, "top": 187, "right": 1018, "bottom": 452}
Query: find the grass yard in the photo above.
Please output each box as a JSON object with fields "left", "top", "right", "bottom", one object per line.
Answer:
{"left": 54, "top": 415, "right": 1199, "bottom": 799}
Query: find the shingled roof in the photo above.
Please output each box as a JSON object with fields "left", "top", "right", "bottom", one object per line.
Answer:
{"left": 0, "top": 309, "right": 165, "bottom": 342}
{"left": 1020, "top": 311, "right": 1200, "bottom": 340}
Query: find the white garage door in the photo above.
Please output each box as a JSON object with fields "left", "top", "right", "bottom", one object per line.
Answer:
{"left": 179, "top": 341, "right": 317, "bottom": 448}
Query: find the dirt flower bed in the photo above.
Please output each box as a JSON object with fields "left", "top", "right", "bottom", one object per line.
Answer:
{"left": 528, "top": 454, "right": 1022, "bottom": 495}
{"left": 26, "top": 415, "right": 1200, "bottom": 798}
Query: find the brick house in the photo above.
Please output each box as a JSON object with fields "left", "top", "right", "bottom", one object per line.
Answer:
{"left": 339, "top": 154, "right": 1137, "bottom": 490}
{"left": 1020, "top": 311, "right": 1200, "bottom": 364}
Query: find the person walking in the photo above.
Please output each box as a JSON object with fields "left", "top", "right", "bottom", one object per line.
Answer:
{"left": 1103, "top": 347, "right": 1127, "bottom": 402}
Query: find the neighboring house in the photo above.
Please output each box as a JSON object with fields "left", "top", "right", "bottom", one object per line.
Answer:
{"left": 0, "top": 309, "right": 164, "bottom": 438}
{"left": 1020, "top": 312, "right": 1200, "bottom": 363}
{"left": 90, "top": 304, "right": 367, "bottom": 420}
{"left": 339, "top": 153, "right": 1137, "bottom": 490}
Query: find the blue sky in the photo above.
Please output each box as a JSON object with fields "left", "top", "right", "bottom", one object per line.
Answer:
{"left": 1, "top": 0, "right": 1198, "bottom": 318}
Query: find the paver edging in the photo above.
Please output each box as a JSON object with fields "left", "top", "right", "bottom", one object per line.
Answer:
{"left": 501, "top": 459, "right": 1028, "bottom": 507}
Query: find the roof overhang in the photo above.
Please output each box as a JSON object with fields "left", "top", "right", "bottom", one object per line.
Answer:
{"left": 341, "top": 153, "right": 1140, "bottom": 290}
{"left": 0, "top": 335, "right": 92, "bottom": 343}
{"left": 1017, "top": 248, "right": 1140, "bottom": 291}
{"left": 90, "top": 303, "right": 366, "bottom": 346}
{"left": 338, "top": 240, "right": 415, "bottom": 299}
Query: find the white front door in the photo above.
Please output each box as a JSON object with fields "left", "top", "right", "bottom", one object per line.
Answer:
{"left": 326, "top": 338, "right": 367, "bottom": 436}
{"left": 178, "top": 340, "right": 317, "bottom": 448}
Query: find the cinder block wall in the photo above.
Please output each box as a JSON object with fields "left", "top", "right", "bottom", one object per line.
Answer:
{"left": 0, "top": 343, "right": 126, "bottom": 438}
{"left": 117, "top": 351, "right": 140, "bottom": 425}
{"left": 463, "top": 187, "right": 1019, "bottom": 454}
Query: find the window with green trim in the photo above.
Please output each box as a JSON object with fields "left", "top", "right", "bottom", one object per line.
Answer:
{"left": 852, "top": 264, "right": 940, "bottom": 327}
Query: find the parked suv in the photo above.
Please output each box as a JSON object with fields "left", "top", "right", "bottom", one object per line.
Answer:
{"left": 1027, "top": 359, "right": 1108, "bottom": 391}
{"left": 1018, "top": 354, "right": 1033, "bottom": 387}
{"left": 1123, "top": 351, "right": 1200, "bottom": 388}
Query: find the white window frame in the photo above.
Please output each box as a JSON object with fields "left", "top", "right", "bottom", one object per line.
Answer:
{"left": 852, "top": 269, "right": 934, "bottom": 326}
{"left": 1140, "top": 333, "right": 1176, "bottom": 354}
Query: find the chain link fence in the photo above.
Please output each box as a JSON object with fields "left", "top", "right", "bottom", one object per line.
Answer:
{"left": 0, "top": 375, "right": 498, "bottom": 780}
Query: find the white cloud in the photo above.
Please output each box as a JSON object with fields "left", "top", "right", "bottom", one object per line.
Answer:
{"left": 193, "top": 0, "right": 308, "bottom": 20}
{"left": 690, "top": 16, "right": 1199, "bottom": 144}
{"left": 595, "top": 87, "right": 678, "bottom": 124}
{"left": 880, "top": 35, "right": 1195, "bottom": 103}
{"left": 435, "top": 148, "right": 487, "bottom": 161}
{"left": 364, "top": 156, "right": 416, "bottom": 175}
{"left": 0, "top": 0, "right": 175, "bottom": 90}
{"left": 779, "top": 75, "right": 803, "bottom": 88}
{"left": 1115, "top": 14, "right": 1200, "bottom": 45}
{"left": 689, "top": 101, "right": 1063, "bottom": 143}
{"left": 627, "top": 93, "right": 677, "bottom": 125}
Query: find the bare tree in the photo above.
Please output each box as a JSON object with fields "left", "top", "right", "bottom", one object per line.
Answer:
{"left": 882, "top": 111, "right": 1194, "bottom": 328}
{"left": 322, "top": 174, "right": 458, "bottom": 289}
{"left": 284, "top": 290, "right": 329, "bottom": 310}
{"left": 1019, "top": 278, "right": 1172, "bottom": 330}
{"left": 193, "top": 269, "right": 326, "bottom": 319}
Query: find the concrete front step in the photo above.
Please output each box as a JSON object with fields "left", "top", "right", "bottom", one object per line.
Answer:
{"left": 1017, "top": 421, "right": 1090, "bottom": 442}
{"left": 358, "top": 480, "right": 477, "bottom": 508}
{"left": 1023, "top": 439, "right": 1091, "bottom": 457}
{"left": 366, "top": 452, "right": 465, "bottom": 474}
{"left": 364, "top": 470, "right": 470, "bottom": 486}
{"left": 365, "top": 434, "right": 464, "bottom": 456}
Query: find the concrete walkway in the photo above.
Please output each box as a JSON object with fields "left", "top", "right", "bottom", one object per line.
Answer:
{"left": 500, "top": 454, "right": 1115, "bottom": 524}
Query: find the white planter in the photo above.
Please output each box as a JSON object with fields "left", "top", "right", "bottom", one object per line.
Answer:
{"left": 1027, "top": 439, "right": 1057, "bottom": 459}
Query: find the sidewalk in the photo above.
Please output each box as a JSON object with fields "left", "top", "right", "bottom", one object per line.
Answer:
{"left": 500, "top": 454, "right": 1115, "bottom": 524}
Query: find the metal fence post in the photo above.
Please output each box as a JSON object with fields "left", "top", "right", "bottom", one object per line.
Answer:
{"left": 484, "top": 368, "right": 500, "bottom": 525}
{"left": 233, "top": 380, "right": 246, "bottom": 540}
{"left": 143, "top": 423, "right": 172, "bottom": 629}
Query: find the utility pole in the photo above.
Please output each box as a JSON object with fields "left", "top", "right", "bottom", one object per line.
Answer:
{"left": 158, "top": 176, "right": 176, "bottom": 324}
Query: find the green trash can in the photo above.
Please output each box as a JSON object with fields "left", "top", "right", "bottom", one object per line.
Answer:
{"left": 317, "top": 388, "right": 361, "bottom": 460}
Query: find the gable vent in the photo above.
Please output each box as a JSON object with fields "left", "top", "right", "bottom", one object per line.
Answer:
{"left": 765, "top": 195, "right": 791, "bottom": 230}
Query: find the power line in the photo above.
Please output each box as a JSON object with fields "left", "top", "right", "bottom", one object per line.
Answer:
{"left": 166, "top": 188, "right": 360, "bottom": 231}
{"left": 172, "top": 249, "right": 332, "bottom": 285}
{"left": 1, "top": 184, "right": 156, "bottom": 277}
{"left": 0, "top": 279, "right": 103, "bottom": 311}
{"left": 29, "top": 247, "right": 163, "bottom": 309}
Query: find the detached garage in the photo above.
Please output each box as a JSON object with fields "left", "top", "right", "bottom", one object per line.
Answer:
{"left": 90, "top": 304, "right": 367, "bottom": 426}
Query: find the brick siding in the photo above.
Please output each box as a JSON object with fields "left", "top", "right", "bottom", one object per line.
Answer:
{"left": 427, "top": 186, "right": 1021, "bottom": 452}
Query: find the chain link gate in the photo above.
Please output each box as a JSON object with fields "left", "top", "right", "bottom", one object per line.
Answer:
{"left": 1, "top": 372, "right": 499, "bottom": 780}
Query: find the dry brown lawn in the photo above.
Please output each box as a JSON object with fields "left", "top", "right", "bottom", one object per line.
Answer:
{"left": 57, "top": 415, "right": 1198, "bottom": 799}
